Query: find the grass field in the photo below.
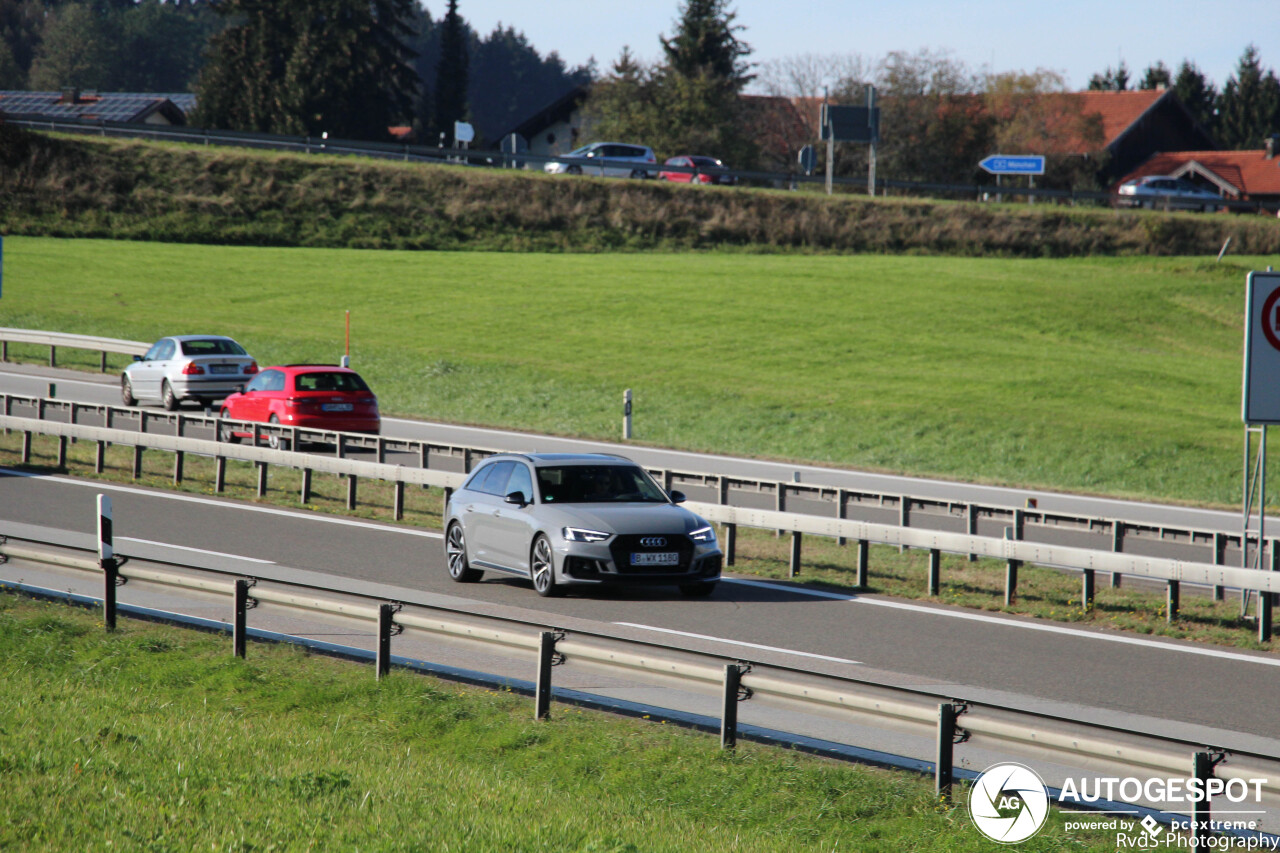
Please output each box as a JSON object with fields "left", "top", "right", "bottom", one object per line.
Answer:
{"left": 3, "top": 236, "right": 1273, "bottom": 507}
{"left": 0, "top": 592, "right": 1122, "bottom": 851}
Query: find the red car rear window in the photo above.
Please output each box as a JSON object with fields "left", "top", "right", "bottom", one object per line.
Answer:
{"left": 293, "top": 372, "right": 370, "bottom": 393}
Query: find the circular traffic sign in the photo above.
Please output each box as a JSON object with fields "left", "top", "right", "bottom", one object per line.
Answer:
{"left": 1262, "top": 287, "right": 1280, "bottom": 351}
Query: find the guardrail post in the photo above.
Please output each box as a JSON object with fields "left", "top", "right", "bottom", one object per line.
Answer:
{"left": 300, "top": 468, "right": 312, "bottom": 504}
{"left": 21, "top": 430, "right": 31, "bottom": 463}
{"left": 837, "top": 489, "right": 847, "bottom": 546}
{"left": 346, "top": 475, "right": 358, "bottom": 510}
{"left": 1004, "top": 528, "right": 1018, "bottom": 605}
{"left": 967, "top": 503, "right": 978, "bottom": 561}
{"left": 256, "top": 461, "right": 268, "bottom": 497}
{"left": 723, "top": 523, "right": 736, "bottom": 566}
{"left": 535, "top": 631, "right": 558, "bottom": 720}
{"left": 393, "top": 481, "right": 405, "bottom": 520}
{"left": 95, "top": 440, "right": 105, "bottom": 473}
{"left": 856, "top": 539, "right": 869, "bottom": 588}
{"left": 215, "top": 456, "right": 226, "bottom": 493}
{"left": 1111, "top": 521, "right": 1124, "bottom": 587}
{"left": 376, "top": 604, "right": 399, "bottom": 680}
{"left": 1192, "top": 751, "right": 1223, "bottom": 843}
{"left": 1167, "top": 580, "right": 1180, "bottom": 623}
{"left": 789, "top": 532, "right": 802, "bottom": 578}
{"left": 132, "top": 445, "right": 143, "bottom": 480}
{"left": 172, "top": 450, "right": 184, "bottom": 484}
{"left": 720, "top": 663, "right": 751, "bottom": 749}
{"left": 936, "top": 703, "right": 958, "bottom": 801}
{"left": 233, "top": 579, "right": 255, "bottom": 659}
{"left": 1212, "top": 532, "right": 1226, "bottom": 601}
{"left": 927, "top": 548, "right": 941, "bottom": 596}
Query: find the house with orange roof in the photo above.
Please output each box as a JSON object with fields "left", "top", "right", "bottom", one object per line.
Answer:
{"left": 1115, "top": 139, "right": 1280, "bottom": 208}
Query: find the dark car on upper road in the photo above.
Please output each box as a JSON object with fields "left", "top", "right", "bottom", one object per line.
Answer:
{"left": 444, "top": 453, "right": 722, "bottom": 598}
{"left": 218, "top": 364, "right": 380, "bottom": 449}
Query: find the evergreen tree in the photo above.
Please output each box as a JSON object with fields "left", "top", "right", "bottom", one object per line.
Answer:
{"left": 194, "top": 0, "right": 419, "bottom": 140}
{"left": 433, "top": 0, "right": 468, "bottom": 145}
{"left": 1088, "top": 61, "right": 1130, "bottom": 91}
{"left": 1172, "top": 60, "right": 1218, "bottom": 139}
{"left": 660, "top": 0, "right": 751, "bottom": 87}
{"left": 0, "top": 0, "right": 42, "bottom": 87}
{"left": 1139, "top": 61, "right": 1171, "bottom": 90}
{"left": 28, "top": 2, "right": 120, "bottom": 91}
{"left": 1218, "top": 45, "right": 1280, "bottom": 149}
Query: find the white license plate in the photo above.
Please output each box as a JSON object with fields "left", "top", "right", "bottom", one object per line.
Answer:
{"left": 630, "top": 552, "right": 679, "bottom": 567}
{"left": 210, "top": 365, "right": 239, "bottom": 374}
{"left": 322, "top": 403, "right": 353, "bottom": 412}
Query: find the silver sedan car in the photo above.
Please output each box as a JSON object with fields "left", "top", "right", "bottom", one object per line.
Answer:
{"left": 121, "top": 335, "right": 259, "bottom": 410}
{"left": 444, "top": 453, "right": 722, "bottom": 597}
{"left": 1115, "top": 175, "right": 1222, "bottom": 211}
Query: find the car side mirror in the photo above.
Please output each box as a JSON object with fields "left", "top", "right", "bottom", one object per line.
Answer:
{"left": 504, "top": 490, "right": 528, "bottom": 506}
{"left": 669, "top": 490, "right": 686, "bottom": 504}
{"left": 132, "top": 355, "right": 143, "bottom": 362}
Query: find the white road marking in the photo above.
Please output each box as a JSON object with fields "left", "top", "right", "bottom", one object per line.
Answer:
{"left": 118, "top": 536, "right": 276, "bottom": 564}
{"left": 0, "top": 370, "right": 114, "bottom": 388}
{"left": 726, "top": 577, "right": 1280, "bottom": 668}
{"left": 0, "top": 468, "right": 443, "bottom": 539}
{"left": 614, "top": 621, "right": 862, "bottom": 666}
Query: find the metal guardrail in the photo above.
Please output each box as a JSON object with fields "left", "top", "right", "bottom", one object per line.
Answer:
{"left": 12, "top": 114, "right": 1278, "bottom": 212}
{"left": 2, "top": 391, "right": 1279, "bottom": 641}
{"left": 0, "top": 326, "right": 149, "bottom": 371}
{"left": 2, "top": 524, "right": 1278, "bottom": 834}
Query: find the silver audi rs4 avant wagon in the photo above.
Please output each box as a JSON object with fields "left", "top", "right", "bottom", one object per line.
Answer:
{"left": 443, "top": 453, "right": 723, "bottom": 597}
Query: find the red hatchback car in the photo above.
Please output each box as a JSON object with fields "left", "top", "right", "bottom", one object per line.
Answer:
{"left": 218, "top": 365, "right": 380, "bottom": 448}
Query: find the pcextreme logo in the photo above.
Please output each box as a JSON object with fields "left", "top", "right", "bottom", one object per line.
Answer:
{"left": 969, "top": 763, "right": 1051, "bottom": 844}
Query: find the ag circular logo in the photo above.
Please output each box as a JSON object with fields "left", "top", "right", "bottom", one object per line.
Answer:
{"left": 969, "top": 763, "right": 1050, "bottom": 844}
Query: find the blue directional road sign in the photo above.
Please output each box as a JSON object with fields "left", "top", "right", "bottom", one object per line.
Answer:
{"left": 979, "top": 155, "right": 1045, "bottom": 175}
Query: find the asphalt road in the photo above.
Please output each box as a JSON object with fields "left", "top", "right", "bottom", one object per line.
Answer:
{"left": 3, "top": 464, "right": 1279, "bottom": 750}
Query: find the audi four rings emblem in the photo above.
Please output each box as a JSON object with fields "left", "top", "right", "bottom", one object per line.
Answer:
{"left": 640, "top": 537, "right": 667, "bottom": 547}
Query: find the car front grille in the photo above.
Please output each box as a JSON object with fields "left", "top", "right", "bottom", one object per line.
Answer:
{"left": 609, "top": 534, "right": 694, "bottom": 574}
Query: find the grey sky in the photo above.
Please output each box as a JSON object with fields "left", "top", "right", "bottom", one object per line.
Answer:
{"left": 449, "top": 0, "right": 1273, "bottom": 91}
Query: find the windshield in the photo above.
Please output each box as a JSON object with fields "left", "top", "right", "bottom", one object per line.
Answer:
{"left": 181, "top": 339, "right": 246, "bottom": 356}
{"left": 536, "top": 465, "right": 668, "bottom": 504}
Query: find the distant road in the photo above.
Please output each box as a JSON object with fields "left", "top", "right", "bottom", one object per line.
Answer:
{"left": 0, "top": 363, "right": 1253, "bottom": 539}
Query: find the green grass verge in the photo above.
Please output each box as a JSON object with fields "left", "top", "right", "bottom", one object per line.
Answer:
{"left": 0, "top": 592, "right": 1122, "bottom": 851}
{"left": 5, "top": 430, "right": 1272, "bottom": 652}
{"left": 3, "top": 236, "right": 1277, "bottom": 507}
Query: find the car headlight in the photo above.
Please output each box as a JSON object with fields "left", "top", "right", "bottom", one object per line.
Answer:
{"left": 562, "top": 527, "right": 611, "bottom": 543}
{"left": 690, "top": 526, "right": 716, "bottom": 543}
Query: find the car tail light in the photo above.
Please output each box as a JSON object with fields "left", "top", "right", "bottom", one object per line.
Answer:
{"left": 244, "top": 361, "right": 258, "bottom": 374}
{"left": 182, "top": 363, "right": 205, "bottom": 375}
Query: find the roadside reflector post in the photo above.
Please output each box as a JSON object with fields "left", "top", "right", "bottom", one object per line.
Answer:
{"left": 300, "top": 468, "right": 312, "bottom": 504}
{"left": 1262, "top": 542, "right": 1277, "bottom": 644}
{"left": 789, "top": 531, "right": 802, "bottom": 578}
{"left": 255, "top": 461, "right": 268, "bottom": 497}
{"left": 623, "top": 389, "right": 632, "bottom": 440}
{"left": 335, "top": 434, "right": 345, "bottom": 460}
{"left": 936, "top": 703, "right": 965, "bottom": 802}
{"left": 856, "top": 539, "right": 869, "bottom": 588}
{"left": 97, "top": 494, "right": 121, "bottom": 632}
{"left": 376, "top": 437, "right": 386, "bottom": 464}
{"left": 723, "top": 523, "right": 736, "bottom": 566}
{"left": 1004, "top": 527, "right": 1021, "bottom": 605}
{"left": 233, "top": 579, "right": 256, "bottom": 659}
{"left": 927, "top": 548, "right": 941, "bottom": 596}
{"left": 775, "top": 480, "right": 787, "bottom": 537}
{"left": 535, "top": 631, "right": 561, "bottom": 720}
{"left": 99, "top": 351, "right": 107, "bottom": 372}
{"left": 393, "top": 481, "right": 405, "bottom": 520}
{"left": 214, "top": 456, "right": 226, "bottom": 493}
{"left": 172, "top": 450, "right": 184, "bottom": 484}
{"left": 836, "top": 489, "right": 847, "bottom": 546}
{"left": 94, "top": 440, "right": 105, "bottom": 473}
{"left": 1212, "top": 532, "right": 1226, "bottom": 601}
{"left": 443, "top": 486, "right": 453, "bottom": 517}
{"left": 56, "top": 435, "right": 67, "bottom": 469}
{"left": 720, "top": 663, "right": 751, "bottom": 749}
{"left": 376, "top": 604, "right": 401, "bottom": 680}
{"left": 21, "top": 431, "right": 30, "bottom": 463}
{"left": 131, "top": 445, "right": 143, "bottom": 480}
{"left": 899, "top": 496, "right": 909, "bottom": 552}
{"left": 1111, "top": 520, "right": 1124, "bottom": 587}
{"left": 1167, "top": 580, "right": 1181, "bottom": 623}
{"left": 1082, "top": 568, "right": 1095, "bottom": 610}
{"left": 48, "top": 346, "right": 55, "bottom": 368}
{"left": 346, "top": 475, "right": 358, "bottom": 510}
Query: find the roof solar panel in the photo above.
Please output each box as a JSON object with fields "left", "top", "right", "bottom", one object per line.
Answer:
{"left": 0, "top": 90, "right": 195, "bottom": 122}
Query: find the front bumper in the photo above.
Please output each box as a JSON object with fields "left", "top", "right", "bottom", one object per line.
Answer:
{"left": 553, "top": 534, "right": 722, "bottom": 586}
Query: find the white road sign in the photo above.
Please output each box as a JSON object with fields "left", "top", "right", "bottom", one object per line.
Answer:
{"left": 1242, "top": 271, "right": 1280, "bottom": 423}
